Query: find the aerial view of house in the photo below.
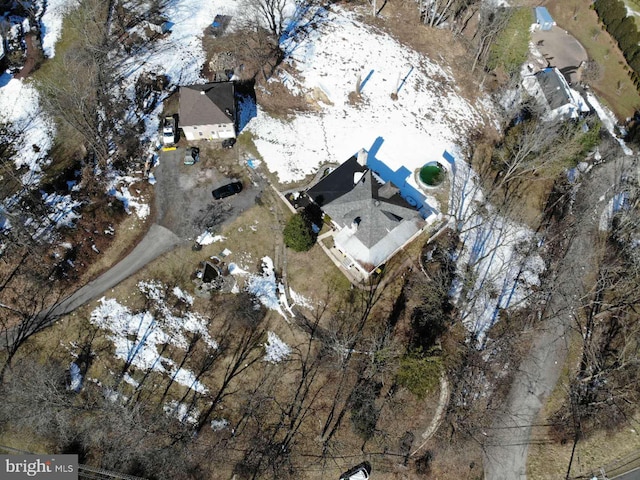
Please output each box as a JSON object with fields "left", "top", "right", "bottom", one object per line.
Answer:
{"left": 178, "top": 81, "right": 236, "bottom": 141}
{"left": 0, "top": 0, "right": 638, "bottom": 479}
{"left": 306, "top": 151, "right": 426, "bottom": 279}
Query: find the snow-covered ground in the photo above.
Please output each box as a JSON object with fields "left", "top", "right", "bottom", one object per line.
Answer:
{"left": 90, "top": 281, "right": 218, "bottom": 393}
{"left": 0, "top": 78, "right": 55, "bottom": 184}
{"left": 263, "top": 331, "right": 291, "bottom": 363}
{"left": 449, "top": 162, "right": 545, "bottom": 344}
{"left": 248, "top": 6, "right": 488, "bottom": 195}
{"left": 600, "top": 191, "right": 629, "bottom": 231}
{"left": 40, "top": 0, "right": 80, "bottom": 58}
{"left": 586, "top": 92, "right": 633, "bottom": 156}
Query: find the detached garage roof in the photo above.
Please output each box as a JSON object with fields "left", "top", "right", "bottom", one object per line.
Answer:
{"left": 179, "top": 82, "right": 235, "bottom": 127}
{"left": 535, "top": 7, "right": 554, "bottom": 26}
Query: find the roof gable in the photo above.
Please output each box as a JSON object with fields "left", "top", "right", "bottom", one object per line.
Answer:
{"left": 179, "top": 82, "right": 235, "bottom": 127}
{"left": 306, "top": 155, "right": 367, "bottom": 206}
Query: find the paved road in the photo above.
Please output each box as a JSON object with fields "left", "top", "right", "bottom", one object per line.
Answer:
{"left": 483, "top": 150, "right": 635, "bottom": 480}
{"left": 614, "top": 467, "right": 640, "bottom": 480}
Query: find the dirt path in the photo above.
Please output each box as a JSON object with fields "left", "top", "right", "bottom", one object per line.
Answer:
{"left": 410, "top": 374, "right": 450, "bottom": 457}
{"left": 483, "top": 151, "right": 635, "bottom": 479}
{"left": 14, "top": 33, "right": 41, "bottom": 80}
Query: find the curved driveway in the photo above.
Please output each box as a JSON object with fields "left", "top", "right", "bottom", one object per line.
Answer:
{"left": 483, "top": 151, "right": 635, "bottom": 479}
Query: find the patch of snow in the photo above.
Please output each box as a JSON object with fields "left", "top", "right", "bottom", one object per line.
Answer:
{"left": 68, "top": 362, "right": 83, "bottom": 392}
{"left": 263, "top": 331, "right": 291, "bottom": 363}
{"left": 627, "top": 5, "right": 640, "bottom": 17}
{"left": 211, "top": 418, "right": 229, "bottom": 431}
{"left": 196, "top": 231, "right": 226, "bottom": 245}
{"left": 289, "top": 288, "right": 313, "bottom": 310}
{"left": 90, "top": 281, "right": 218, "bottom": 393}
{"left": 247, "top": 257, "right": 286, "bottom": 317}
{"left": 172, "top": 286, "right": 194, "bottom": 305}
{"left": 123, "top": 372, "right": 139, "bottom": 388}
{"left": 600, "top": 192, "right": 629, "bottom": 231}
{"left": 106, "top": 175, "right": 150, "bottom": 219}
{"left": 228, "top": 263, "right": 248, "bottom": 275}
{"left": 586, "top": 92, "right": 633, "bottom": 156}
{"left": 41, "top": 0, "right": 80, "bottom": 58}
{"left": 164, "top": 400, "right": 199, "bottom": 425}
{"left": 0, "top": 78, "right": 55, "bottom": 184}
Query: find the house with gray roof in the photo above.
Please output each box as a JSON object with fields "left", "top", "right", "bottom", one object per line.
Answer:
{"left": 522, "top": 67, "right": 589, "bottom": 121}
{"left": 307, "top": 150, "right": 426, "bottom": 278}
{"left": 178, "top": 82, "right": 235, "bottom": 141}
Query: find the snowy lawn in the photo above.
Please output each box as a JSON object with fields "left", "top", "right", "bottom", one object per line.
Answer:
{"left": 247, "top": 6, "right": 488, "bottom": 202}
{"left": 90, "top": 281, "right": 218, "bottom": 394}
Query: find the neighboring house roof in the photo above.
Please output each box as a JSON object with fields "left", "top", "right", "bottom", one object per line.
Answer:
{"left": 179, "top": 82, "right": 235, "bottom": 127}
{"left": 522, "top": 67, "right": 589, "bottom": 120}
{"left": 312, "top": 161, "right": 424, "bottom": 270}
{"left": 535, "top": 67, "right": 572, "bottom": 110}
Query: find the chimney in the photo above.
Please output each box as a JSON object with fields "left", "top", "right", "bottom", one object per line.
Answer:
{"left": 357, "top": 148, "right": 368, "bottom": 166}
{"left": 378, "top": 182, "right": 399, "bottom": 199}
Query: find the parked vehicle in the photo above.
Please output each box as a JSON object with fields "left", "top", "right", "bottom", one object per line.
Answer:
{"left": 339, "top": 462, "right": 371, "bottom": 480}
{"left": 162, "top": 116, "right": 176, "bottom": 145}
{"left": 212, "top": 181, "right": 242, "bottom": 200}
{"left": 184, "top": 146, "right": 200, "bottom": 165}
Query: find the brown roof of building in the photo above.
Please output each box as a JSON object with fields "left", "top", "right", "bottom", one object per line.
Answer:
{"left": 179, "top": 82, "right": 235, "bottom": 127}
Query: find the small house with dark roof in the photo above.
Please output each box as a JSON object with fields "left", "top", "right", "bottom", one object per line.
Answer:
{"left": 307, "top": 150, "right": 426, "bottom": 278}
{"left": 522, "top": 67, "right": 589, "bottom": 121}
{"left": 179, "top": 82, "right": 236, "bottom": 141}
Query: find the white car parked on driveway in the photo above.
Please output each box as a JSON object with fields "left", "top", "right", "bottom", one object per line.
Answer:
{"left": 162, "top": 116, "right": 176, "bottom": 145}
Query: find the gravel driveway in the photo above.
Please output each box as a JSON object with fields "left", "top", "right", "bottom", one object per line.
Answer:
{"left": 154, "top": 147, "right": 258, "bottom": 241}
{"left": 532, "top": 26, "right": 588, "bottom": 84}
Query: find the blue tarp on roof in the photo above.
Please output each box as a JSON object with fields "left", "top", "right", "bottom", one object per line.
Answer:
{"left": 535, "top": 7, "right": 554, "bottom": 30}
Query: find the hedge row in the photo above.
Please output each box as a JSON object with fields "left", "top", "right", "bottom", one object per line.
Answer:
{"left": 593, "top": 0, "right": 640, "bottom": 88}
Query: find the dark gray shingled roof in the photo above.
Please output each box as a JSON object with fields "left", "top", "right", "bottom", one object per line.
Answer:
{"left": 306, "top": 155, "right": 366, "bottom": 207}
{"left": 179, "top": 82, "right": 235, "bottom": 127}
{"left": 535, "top": 68, "right": 572, "bottom": 110}
{"left": 322, "top": 170, "right": 420, "bottom": 249}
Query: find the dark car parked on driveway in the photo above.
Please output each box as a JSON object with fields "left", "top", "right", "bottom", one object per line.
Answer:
{"left": 212, "top": 181, "right": 242, "bottom": 200}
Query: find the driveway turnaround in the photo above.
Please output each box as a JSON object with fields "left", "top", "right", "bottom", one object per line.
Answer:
{"left": 531, "top": 26, "right": 588, "bottom": 84}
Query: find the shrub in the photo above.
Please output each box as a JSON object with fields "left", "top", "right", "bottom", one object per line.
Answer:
{"left": 397, "top": 352, "right": 441, "bottom": 399}
{"left": 350, "top": 380, "right": 381, "bottom": 440}
{"left": 283, "top": 213, "right": 315, "bottom": 252}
